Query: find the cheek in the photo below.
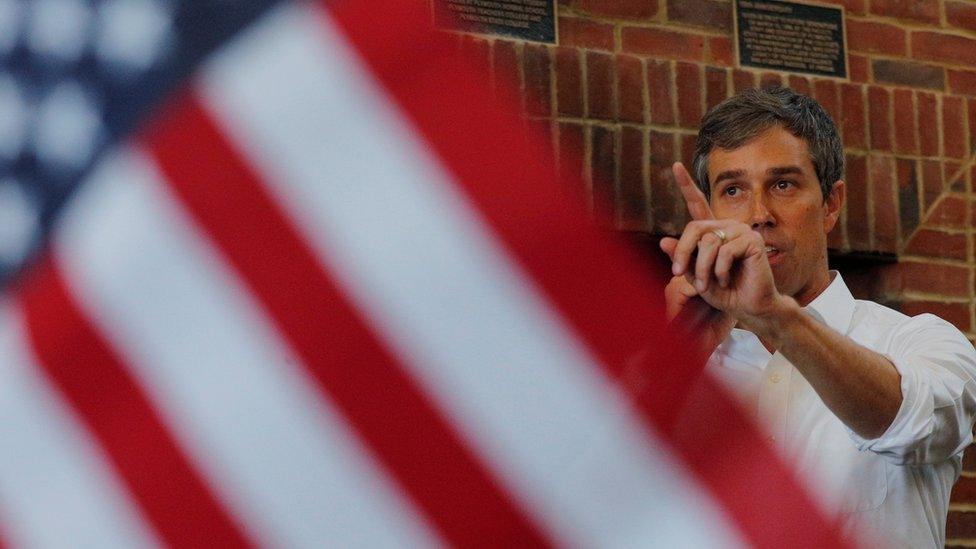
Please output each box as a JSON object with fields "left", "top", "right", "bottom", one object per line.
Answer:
{"left": 711, "top": 202, "right": 751, "bottom": 223}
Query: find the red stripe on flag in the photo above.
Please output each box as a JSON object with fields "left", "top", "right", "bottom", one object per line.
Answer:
{"left": 16, "top": 256, "right": 254, "bottom": 548}
{"left": 139, "top": 93, "right": 553, "bottom": 548}
{"left": 326, "top": 2, "right": 855, "bottom": 548}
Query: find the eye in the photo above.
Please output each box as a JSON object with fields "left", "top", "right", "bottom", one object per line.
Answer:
{"left": 774, "top": 179, "right": 793, "bottom": 190}
{"left": 723, "top": 185, "right": 739, "bottom": 196}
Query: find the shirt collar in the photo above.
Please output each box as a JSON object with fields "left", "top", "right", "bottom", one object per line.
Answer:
{"left": 802, "top": 270, "right": 857, "bottom": 336}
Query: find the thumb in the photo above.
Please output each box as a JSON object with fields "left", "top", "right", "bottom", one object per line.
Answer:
{"left": 659, "top": 236, "right": 678, "bottom": 261}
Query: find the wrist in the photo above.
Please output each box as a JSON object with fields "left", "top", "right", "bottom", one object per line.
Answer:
{"left": 739, "top": 294, "right": 801, "bottom": 345}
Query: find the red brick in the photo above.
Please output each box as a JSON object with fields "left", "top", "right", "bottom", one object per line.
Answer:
{"left": 918, "top": 92, "right": 939, "bottom": 156}
{"left": 848, "top": 54, "right": 869, "bottom": 83}
{"left": 622, "top": 27, "right": 705, "bottom": 62}
{"left": 522, "top": 44, "right": 552, "bottom": 117}
{"left": 527, "top": 118, "right": 555, "bottom": 157}
{"left": 813, "top": 79, "right": 840, "bottom": 125}
{"left": 555, "top": 47, "right": 583, "bottom": 117}
{"left": 870, "top": 154, "right": 898, "bottom": 252}
{"left": 649, "top": 130, "right": 683, "bottom": 233}
{"left": 900, "top": 300, "right": 971, "bottom": 332}
{"left": 872, "top": 59, "right": 945, "bottom": 90}
{"left": 928, "top": 195, "right": 968, "bottom": 229}
{"left": 870, "top": 0, "right": 939, "bottom": 24}
{"left": 880, "top": 262, "right": 971, "bottom": 298}
{"left": 868, "top": 86, "right": 892, "bottom": 152}
{"left": 788, "top": 75, "right": 811, "bottom": 97}
{"left": 970, "top": 98, "right": 976, "bottom": 159}
{"left": 846, "top": 154, "right": 870, "bottom": 250}
{"left": 950, "top": 475, "right": 976, "bottom": 503}
{"left": 921, "top": 159, "right": 943, "bottom": 210}
{"left": 759, "top": 72, "right": 782, "bottom": 89}
{"left": 676, "top": 62, "right": 703, "bottom": 128}
{"left": 667, "top": 0, "right": 732, "bottom": 32}
{"left": 616, "top": 55, "right": 646, "bottom": 123}
{"left": 949, "top": 70, "right": 976, "bottom": 97}
{"left": 732, "top": 69, "right": 756, "bottom": 94}
{"left": 840, "top": 84, "right": 866, "bottom": 149}
{"left": 947, "top": 511, "right": 976, "bottom": 539}
{"left": 680, "top": 133, "right": 697, "bottom": 172}
{"left": 708, "top": 36, "right": 734, "bottom": 66}
{"left": 943, "top": 96, "right": 968, "bottom": 159}
{"left": 964, "top": 445, "right": 976, "bottom": 472}
{"left": 557, "top": 122, "right": 585, "bottom": 182}
{"left": 648, "top": 60, "right": 675, "bottom": 125}
{"left": 847, "top": 53, "right": 871, "bottom": 84}
{"left": 947, "top": 0, "right": 976, "bottom": 32}
{"left": 558, "top": 17, "right": 615, "bottom": 50}
{"left": 893, "top": 89, "right": 918, "bottom": 155}
{"left": 913, "top": 31, "right": 976, "bottom": 66}
{"left": 897, "top": 158, "right": 921, "bottom": 238}
{"left": 491, "top": 40, "right": 520, "bottom": 98}
{"left": 586, "top": 51, "right": 615, "bottom": 120}
{"left": 704, "top": 67, "right": 728, "bottom": 111}
{"left": 905, "top": 229, "right": 967, "bottom": 260}
{"left": 846, "top": 19, "right": 907, "bottom": 56}
{"left": 619, "top": 127, "right": 648, "bottom": 230}
{"left": 819, "top": 0, "right": 866, "bottom": 14}
{"left": 459, "top": 35, "right": 491, "bottom": 70}
{"left": 946, "top": 161, "right": 967, "bottom": 192}
{"left": 590, "top": 125, "right": 619, "bottom": 213}
{"left": 572, "top": 0, "right": 658, "bottom": 20}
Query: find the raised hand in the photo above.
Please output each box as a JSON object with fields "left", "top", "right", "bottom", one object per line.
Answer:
{"left": 659, "top": 162, "right": 785, "bottom": 337}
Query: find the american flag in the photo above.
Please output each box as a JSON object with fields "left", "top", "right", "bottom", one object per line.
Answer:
{"left": 0, "top": 0, "right": 855, "bottom": 547}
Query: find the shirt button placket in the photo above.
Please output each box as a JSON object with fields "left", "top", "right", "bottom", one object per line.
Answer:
{"left": 757, "top": 353, "right": 791, "bottom": 447}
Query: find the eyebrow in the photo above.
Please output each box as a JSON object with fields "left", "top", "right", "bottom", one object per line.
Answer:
{"left": 767, "top": 166, "right": 804, "bottom": 177}
{"left": 713, "top": 169, "right": 745, "bottom": 185}
{"left": 713, "top": 165, "right": 804, "bottom": 185}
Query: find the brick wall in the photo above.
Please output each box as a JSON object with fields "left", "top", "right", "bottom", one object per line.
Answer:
{"left": 442, "top": 0, "right": 976, "bottom": 544}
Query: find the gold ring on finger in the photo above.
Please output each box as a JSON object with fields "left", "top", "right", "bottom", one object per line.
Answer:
{"left": 711, "top": 229, "right": 727, "bottom": 243}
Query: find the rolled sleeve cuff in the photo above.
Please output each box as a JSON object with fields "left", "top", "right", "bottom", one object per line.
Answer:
{"left": 848, "top": 353, "right": 922, "bottom": 455}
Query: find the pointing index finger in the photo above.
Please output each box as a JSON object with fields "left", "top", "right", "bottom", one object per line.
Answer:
{"left": 673, "top": 162, "right": 714, "bottom": 221}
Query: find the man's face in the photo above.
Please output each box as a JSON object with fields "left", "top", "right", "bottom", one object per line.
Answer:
{"left": 706, "top": 125, "right": 844, "bottom": 306}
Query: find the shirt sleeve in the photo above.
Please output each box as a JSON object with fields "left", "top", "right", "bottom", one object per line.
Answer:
{"left": 849, "top": 313, "right": 976, "bottom": 465}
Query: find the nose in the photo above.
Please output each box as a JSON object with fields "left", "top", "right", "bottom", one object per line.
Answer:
{"left": 749, "top": 193, "right": 775, "bottom": 229}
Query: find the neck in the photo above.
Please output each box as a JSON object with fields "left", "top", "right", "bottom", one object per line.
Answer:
{"left": 791, "top": 268, "right": 834, "bottom": 308}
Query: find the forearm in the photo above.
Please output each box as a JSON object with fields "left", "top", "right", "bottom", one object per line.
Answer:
{"left": 743, "top": 297, "right": 903, "bottom": 439}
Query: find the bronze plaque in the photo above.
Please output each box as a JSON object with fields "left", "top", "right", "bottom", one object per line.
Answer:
{"left": 433, "top": 0, "right": 556, "bottom": 43}
{"left": 735, "top": 0, "right": 847, "bottom": 78}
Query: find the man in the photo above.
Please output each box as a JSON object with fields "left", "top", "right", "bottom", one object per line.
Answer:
{"left": 661, "top": 86, "right": 976, "bottom": 547}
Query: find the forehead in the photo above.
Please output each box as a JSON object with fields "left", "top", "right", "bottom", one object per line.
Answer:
{"left": 707, "top": 125, "right": 815, "bottom": 177}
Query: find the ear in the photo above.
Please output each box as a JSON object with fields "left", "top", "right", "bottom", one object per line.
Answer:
{"left": 823, "top": 180, "right": 845, "bottom": 234}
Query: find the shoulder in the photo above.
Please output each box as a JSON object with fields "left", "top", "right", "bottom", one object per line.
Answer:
{"left": 853, "top": 298, "right": 974, "bottom": 359}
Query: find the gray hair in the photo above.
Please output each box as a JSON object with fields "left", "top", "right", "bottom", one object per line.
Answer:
{"left": 691, "top": 86, "right": 843, "bottom": 202}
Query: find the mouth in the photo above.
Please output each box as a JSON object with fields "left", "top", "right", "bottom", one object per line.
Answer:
{"left": 764, "top": 245, "right": 784, "bottom": 265}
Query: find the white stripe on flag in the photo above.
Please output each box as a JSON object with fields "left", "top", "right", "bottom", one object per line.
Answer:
{"left": 52, "top": 148, "right": 443, "bottom": 549}
{"left": 199, "top": 4, "right": 747, "bottom": 547}
{"left": 0, "top": 302, "right": 161, "bottom": 549}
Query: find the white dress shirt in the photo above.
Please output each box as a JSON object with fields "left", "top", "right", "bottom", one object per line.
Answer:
{"left": 707, "top": 272, "right": 976, "bottom": 548}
